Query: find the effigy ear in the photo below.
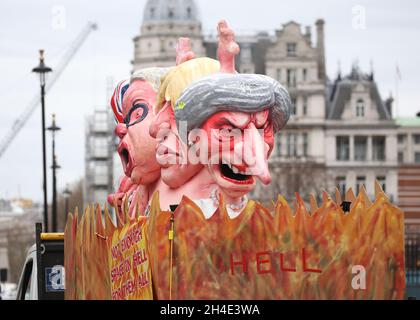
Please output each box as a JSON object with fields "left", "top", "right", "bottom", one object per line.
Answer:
{"left": 175, "top": 37, "right": 195, "bottom": 66}
{"left": 217, "top": 20, "right": 240, "bottom": 73}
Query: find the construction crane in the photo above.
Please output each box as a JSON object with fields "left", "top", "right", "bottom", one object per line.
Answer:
{"left": 0, "top": 22, "right": 97, "bottom": 158}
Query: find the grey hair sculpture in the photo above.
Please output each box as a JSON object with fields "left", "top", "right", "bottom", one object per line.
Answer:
{"left": 174, "top": 73, "right": 292, "bottom": 135}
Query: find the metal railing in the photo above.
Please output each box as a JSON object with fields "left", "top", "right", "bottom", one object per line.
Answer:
{"left": 405, "top": 233, "right": 420, "bottom": 288}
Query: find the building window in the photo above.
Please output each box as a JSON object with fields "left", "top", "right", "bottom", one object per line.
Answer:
{"left": 287, "top": 133, "right": 297, "bottom": 157}
{"left": 303, "top": 68, "right": 307, "bottom": 82}
{"left": 187, "top": 7, "right": 192, "bottom": 18}
{"left": 150, "top": 7, "right": 155, "bottom": 18}
{"left": 356, "top": 176, "right": 366, "bottom": 195}
{"left": 303, "top": 133, "right": 308, "bottom": 157}
{"left": 354, "top": 136, "right": 367, "bottom": 161}
{"left": 276, "top": 68, "right": 281, "bottom": 82}
{"left": 336, "top": 136, "right": 350, "bottom": 161}
{"left": 291, "top": 96, "right": 297, "bottom": 115}
{"left": 415, "top": 152, "right": 420, "bottom": 163}
{"left": 414, "top": 134, "right": 420, "bottom": 144}
{"left": 241, "top": 46, "right": 252, "bottom": 61}
{"left": 336, "top": 176, "right": 346, "bottom": 196}
{"left": 398, "top": 152, "right": 404, "bottom": 163}
{"left": 93, "top": 112, "right": 108, "bottom": 132}
{"left": 356, "top": 99, "right": 365, "bottom": 118}
{"left": 276, "top": 134, "right": 282, "bottom": 157}
{"left": 397, "top": 134, "right": 405, "bottom": 144}
{"left": 94, "top": 163, "right": 108, "bottom": 186}
{"left": 303, "top": 96, "right": 308, "bottom": 115}
{"left": 168, "top": 8, "right": 174, "bottom": 18}
{"left": 287, "top": 69, "right": 297, "bottom": 88}
{"left": 93, "top": 137, "right": 108, "bottom": 158}
{"left": 372, "top": 136, "right": 386, "bottom": 161}
{"left": 287, "top": 43, "right": 297, "bottom": 57}
{"left": 94, "top": 112, "right": 107, "bottom": 123}
{"left": 376, "top": 176, "right": 386, "bottom": 192}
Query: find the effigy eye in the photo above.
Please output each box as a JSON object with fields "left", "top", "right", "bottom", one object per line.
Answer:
{"left": 125, "top": 103, "right": 149, "bottom": 127}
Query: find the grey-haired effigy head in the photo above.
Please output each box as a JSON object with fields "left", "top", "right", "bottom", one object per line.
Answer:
{"left": 130, "top": 67, "right": 172, "bottom": 93}
{"left": 173, "top": 73, "right": 291, "bottom": 135}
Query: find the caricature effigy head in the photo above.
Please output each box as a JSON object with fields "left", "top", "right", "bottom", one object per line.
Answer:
{"left": 172, "top": 20, "right": 292, "bottom": 201}
{"left": 111, "top": 67, "right": 169, "bottom": 186}
{"left": 149, "top": 46, "right": 220, "bottom": 189}
{"left": 175, "top": 74, "right": 291, "bottom": 200}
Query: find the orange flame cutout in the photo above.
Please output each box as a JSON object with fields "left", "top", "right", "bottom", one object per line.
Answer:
{"left": 65, "top": 182, "right": 405, "bottom": 300}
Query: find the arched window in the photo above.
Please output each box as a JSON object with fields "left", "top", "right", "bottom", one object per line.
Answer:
{"left": 356, "top": 99, "right": 365, "bottom": 118}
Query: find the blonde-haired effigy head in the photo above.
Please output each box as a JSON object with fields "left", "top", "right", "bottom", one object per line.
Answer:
{"left": 155, "top": 57, "right": 220, "bottom": 113}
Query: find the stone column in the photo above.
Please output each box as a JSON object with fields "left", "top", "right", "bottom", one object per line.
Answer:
{"left": 367, "top": 136, "right": 372, "bottom": 161}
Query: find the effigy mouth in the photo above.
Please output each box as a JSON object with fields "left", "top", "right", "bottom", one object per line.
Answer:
{"left": 219, "top": 163, "right": 253, "bottom": 184}
{"left": 119, "top": 146, "right": 133, "bottom": 175}
{"left": 121, "top": 148, "right": 129, "bottom": 167}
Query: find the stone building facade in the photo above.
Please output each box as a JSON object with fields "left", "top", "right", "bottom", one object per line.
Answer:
{"left": 325, "top": 67, "right": 398, "bottom": 200}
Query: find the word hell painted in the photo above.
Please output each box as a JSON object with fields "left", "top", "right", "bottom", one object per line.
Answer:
{"left": 225, "top": 248, "right": 322, "bottom": 275}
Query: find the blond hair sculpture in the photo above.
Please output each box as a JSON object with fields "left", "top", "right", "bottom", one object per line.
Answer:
{"left": 156, "top": 57, "right": 220, "bottom": 113}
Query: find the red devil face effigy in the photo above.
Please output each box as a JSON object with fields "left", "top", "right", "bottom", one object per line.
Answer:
{"left": 200, "top": 110, "right": 274, "bottom": 198}
{"left": 175, "top": 72, "right": 290, "bottom": 201}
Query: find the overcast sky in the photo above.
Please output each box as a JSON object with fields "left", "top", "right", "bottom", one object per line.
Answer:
{"left": 0, "top": 0, "right": 419, "bottom": 202}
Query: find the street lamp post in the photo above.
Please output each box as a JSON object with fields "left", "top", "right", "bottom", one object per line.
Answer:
{"left": 32, "top": 50, "right": 52, "bottom": 232}
{"left": 63, "top": 185, "right": 72, "bottom": 222}
{"left": 47, "top": 114, "right": 61, "bottom": 232}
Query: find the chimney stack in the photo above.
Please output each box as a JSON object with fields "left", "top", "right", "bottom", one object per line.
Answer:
{"left": 305, "top": 26, "right": 312, "bottom": 44}
{"left": 315, "top": 19, "right": 326, "bottom": 81}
